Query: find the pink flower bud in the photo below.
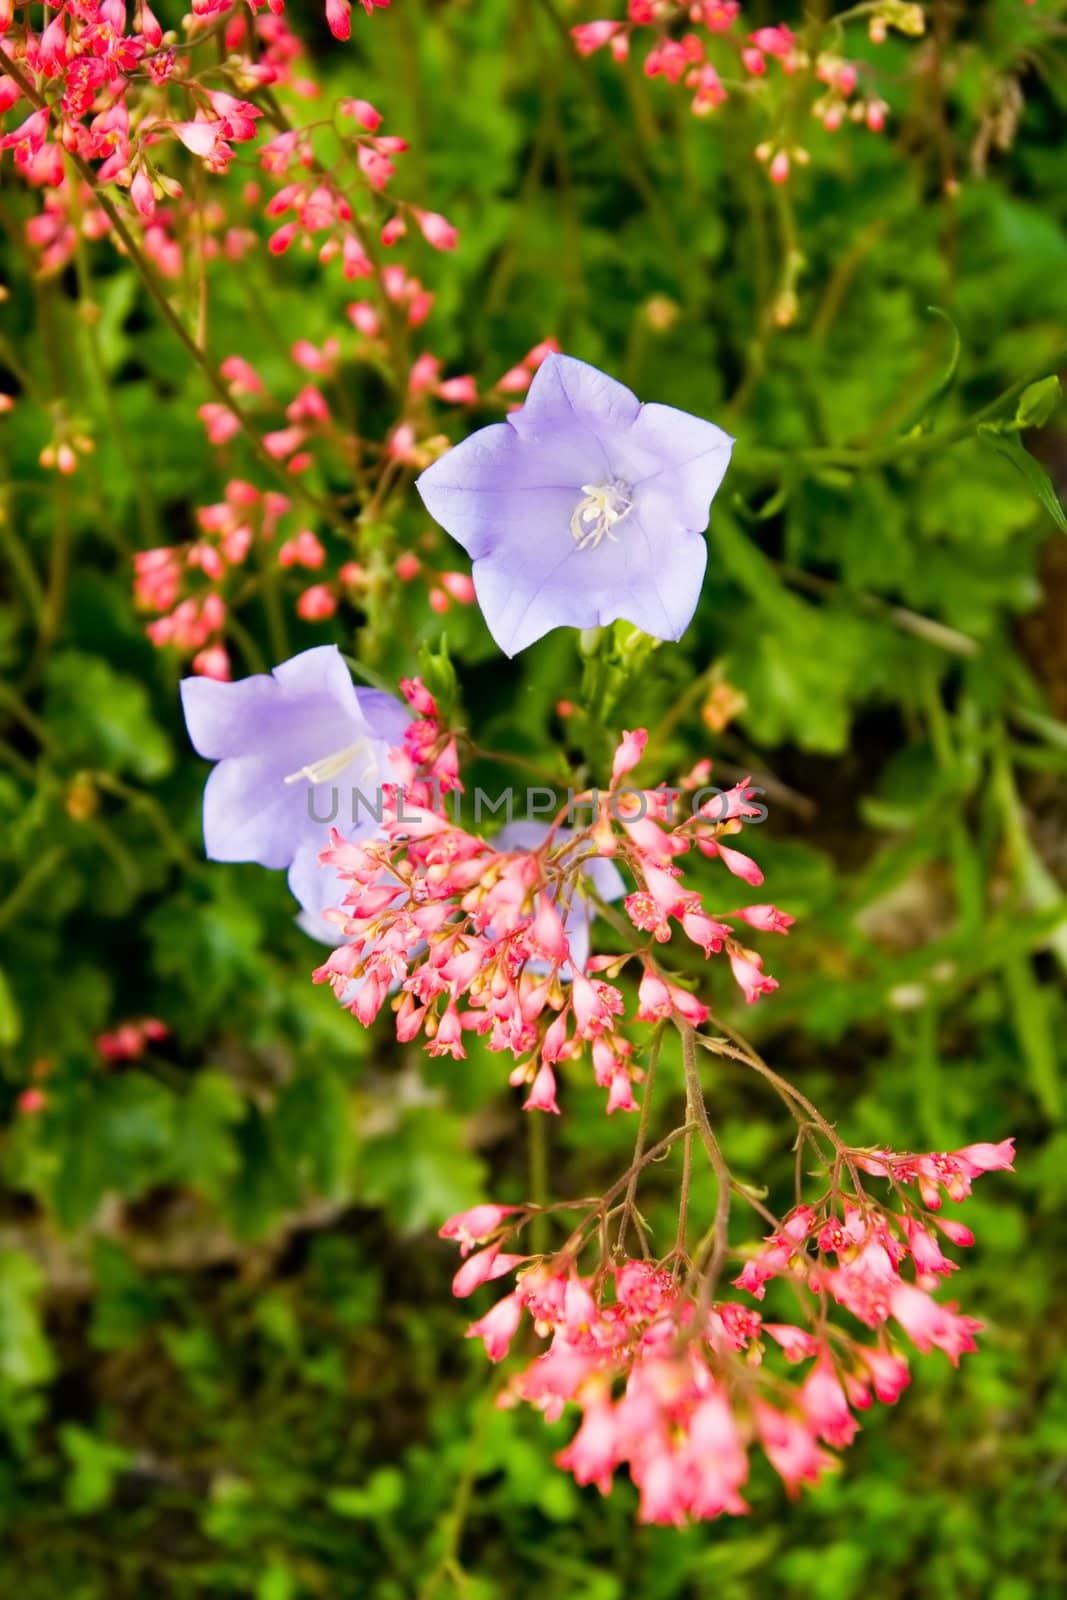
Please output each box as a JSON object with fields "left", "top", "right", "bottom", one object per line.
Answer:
{"left": 130, "top": 167, "right": 156, "bottom": 220}
{"left": 859, "top": 1346, "right": 910, "bottom": 1404}
{"left": 769, "top": 149, "right": 791, "bottom": 185}
{"left": 800, "top": 1359, "right": 858, "bottom": 1447}
{"left": 729, "top": 948, "right": 778, "bottom": 1004}
{"left": 637, "top": 969, "right": 671, "bottom": 1020}
{"left": 681, "top": 912, "right": 732, "bottom": 956}
{"left": 439, "top": 571, "right": 476, "bottom": 603}
{"left": 415, "top": 209, "right": 459, "bottom": 250}
{"left": 325, "top": 0, "right": 352, "bottom": 41}
{"left": 606, "top": 1072, "right": 637, "bottom": 1114}
{"left": 530, "top": 895, "right": 569, "bottom": 964}
{"left": 467, "top": 1291, "right": 524, "bottom": 1360}
{"left": 755, "top": 1403, "right": 828, "bottom": 1492}
{"left": 452, "top": 1246, "right": 523, "bottom": 1299}
{"left": 524, "top": 1062, "right": 561, "bottom": 1114}
{"left": 571, "top": 20, "right": 621, "bottom": 56}
{"left": 764, "top": 1323, "right": 820, "bottom": 1363}
{"left": 935, "top": 1218, "right": 975, "bottom": 1248}
{"left": 611, "top": 728, "right": 648, "bottom": 785}
{"left": 345, "top": 99, "right": 383, "bottom": 131}
{"left": 437, "top": 375, "right": 479, "bottom": 405}
{"left": 888, "top": 1282, "right": 983, "bottom": 1365}
{"left": 905, "top": 1218, "right": 955, "bottom": 1277}
{"left": 497, "top": 363, "right": 532, "bottom": 394}
{"left": 667, "top": 985, "right": 709, "bottom": 1026}
{"left": 953, "top": 1139, "right": 1014, "bottom": 1176}
{"left": 198, "top": 403, "right": 241, "bottom": 445}
{"left": 219, "top": 355, "right": 264, "bottom": 394}
{"left": 440, "top": 1204, "right": 517, "bottom": 1251}
{"left": 193, "top": 645, "right": 231, "bottom": 681}
{"left": 269, "top": 221, "right": 299, "bottom": 255}
{"left": 735, "top": 903, "right": 793, "bottom": 933}
{"left": 297, "top": 584, "right": 337, "bottom": 621}
{"left": 347, "top": 300, "right": 380, "bottom": 337}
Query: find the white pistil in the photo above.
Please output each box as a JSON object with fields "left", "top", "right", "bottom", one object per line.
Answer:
{"left": 283, "top": 740, "right": 379, "bottom": 786}
{"left": 569, "top": 478, "right": 633, "bottom": 551}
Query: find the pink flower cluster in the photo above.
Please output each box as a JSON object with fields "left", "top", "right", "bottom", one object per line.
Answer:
{"left": 439, "top": 1134, "right": 1014, "bottom": 1523}
{"left": 0, "top": 3, "right": 404, "bottom": 280}
{"left": 732, "top": 1142, "right": 1016, "bottom": 1359}
{"left": 96, "top": 1014, "right": 169, "bottom": 1062}
{"left": 133, "top": 334, "right": 561, "bottom": 678}
{"left": 256, "top": 98, "right": 460, "bottom": 278}
{"left": 571, "top": 1, "right": 904, "bottom": 174}
{"left": 1, "top": 2, "right": 450, "bottom": 477}
{"left": 313, "top": 715, "right": 790, "bottom": 1114}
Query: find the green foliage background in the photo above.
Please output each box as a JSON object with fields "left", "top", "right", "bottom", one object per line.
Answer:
{"left": 1, "top": 1, "right": 1065, "bottom": 1595}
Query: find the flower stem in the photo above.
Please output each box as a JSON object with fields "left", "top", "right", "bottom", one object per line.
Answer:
{"left": 617, "top": 1022, "right": 663, "bottom": 1259}
{"left": 678, "top": 1022, "right": 731, "bottom": 1298}
{"left": 527, "top": 1110, "right": 550, "bottom": 1257}
{"left": 0, "top": 47, "right": 350, "bottom": 541}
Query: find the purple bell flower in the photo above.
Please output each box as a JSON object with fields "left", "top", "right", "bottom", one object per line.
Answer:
{"left": 415, "top": 352, "right": 733, "bottom": 656}
{"left": 180, "top": 645, "right": 410, "bottom": 940}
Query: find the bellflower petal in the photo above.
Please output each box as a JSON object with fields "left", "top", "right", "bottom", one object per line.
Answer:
{"left": 510, "top": 354, "right": 640, "bottom": 454}
{"left": 180, "top": 645, "right": 410, "bottom": 929}
{"left": 289, "top": 842, "right": 348, "bottom": 944}
{"left": 415, "top": 353, "right": 733, "bottom": 656}
{"left": 627, "top": 402, "right": 735, "bottom": 527}
{"left": 413, "top": 423, "right": 579, "bottom": 561}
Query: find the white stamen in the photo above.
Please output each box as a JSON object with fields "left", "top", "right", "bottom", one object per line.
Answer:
{"left": 569, "top": 478, "right": 633, "bottom": 552}
{"left": 284, "top": 740, "right": 380, "bottom": 786}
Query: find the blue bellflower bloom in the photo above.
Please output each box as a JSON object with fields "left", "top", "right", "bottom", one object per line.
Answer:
{"left": 180, "top": 645, "right": 410, "bottom": 940}
{"left": 415, "top": 352, "right": 734, "bottom": 656}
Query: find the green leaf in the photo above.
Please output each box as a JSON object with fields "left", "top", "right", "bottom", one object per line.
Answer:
{"left": 361, "top": 1106, "right": 487, "bottom": 1234}
{"left": 168, "top": 1071, "right": 244, "bottom": 1197}
{"left": 417, "top": 633, "right": 460, "bottom": 720}
{"left": 1015, "top": 375, "right": 1061, "bottom": 430}
{"left": 60, "top": 1425, "right": 131, "bottom": 1515}
{"left": 89, "top": 1239, "right": 167, "bottom": 1352}
{"left": 44, "top": 652, "right": 173, "bottom": 780}
{"left": 256, "top": 1559, "right": 296, "bottom": 1600}
{"left": 327, "top": 1468, "right": 406, "bottom": 1519}
{"left": 0, "top": 1250, "right": 54, "bottom": 1387}
{"left": 224, "top": 1106, "right": 300, "bottom": 1240}
{"left": 898, "top": 306, "right": 961, "bottom": 435}
{"left": 95, "top": 270, "right": 138, "bottom": 377}
{"left": 1002, "top": 952, "right": 1061, "bottom": 1121}
{"left": 49, "top": 1075, "right": 175, "bottom": 1230}
{"left": 274, "top": 1067, "right": 353, "bottom": 1200}
{"left": 977, "top": 425, "right": 1067, "bottom": 533}
{"left": 0, "top": 964, "right": 20, "bottom": 1046}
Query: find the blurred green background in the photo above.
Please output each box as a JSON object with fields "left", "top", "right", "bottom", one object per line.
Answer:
{"left": 1, "top": 1, "right": 1065, "bottom": 1595}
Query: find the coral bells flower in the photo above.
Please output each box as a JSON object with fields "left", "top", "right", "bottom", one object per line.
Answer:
{"left": 415, "top": 353, "right": 733, "bottom": 655}
{"left": 439, "top": 1204, "right": 520, "bottom": 1255}
{"left": 326, "top": 0, "right": 353, "bottom": 39}
{"left": 572, "top": 20, "right": 623, "bottom": 56}
{"left": 437, "top": 1105, "right": 1012, "bottom": 1526}
{"left": 180, "top": 646, "right": 410, "bottom": 933}
{"left": 888, "top": 1283, "right": 982, "bottom": 1365}
{"left": 444, "top": 1248, "right": 852, "bottom": 1523}
{"left": 495, "top": 820, "right": 625, "bottom": 971}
